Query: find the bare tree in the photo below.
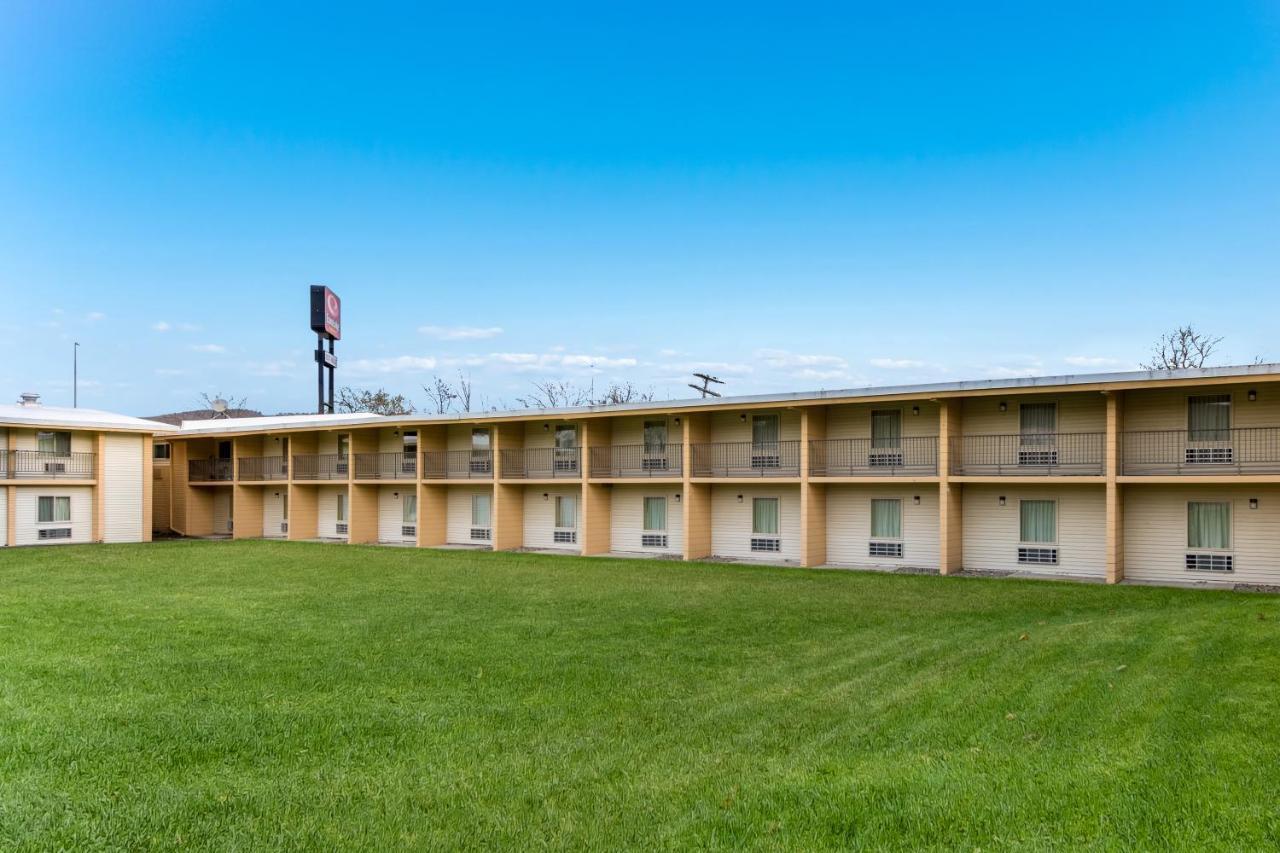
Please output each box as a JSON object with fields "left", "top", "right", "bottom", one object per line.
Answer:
{"left": 593, "top": 381, "right": 655, "bottom": 405}
{"left": 336, "top": 386, "right": 414, "bottom": 415}
{"left": 516, "top": 380, "right": 592, "bottom": 409}
{"left": 1143, "top": 325, "right": 1223, "bottom": 370}
{"left": 422, "top": 376, "right": 459, "bottom": 414}
{"left": 455, "top": 371, "right": 474, "bottom": 412}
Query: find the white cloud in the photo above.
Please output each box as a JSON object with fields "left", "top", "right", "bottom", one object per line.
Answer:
{"left": 245, "top": 359, "right": 297, "bottom": 377}
{"left": 419, "top": 325, "right": 504, "bottom": 340}
{"left": 1064, "top": 355, "right": 1129, "bottom": 368}
{"left": 794, "top": 368, "right": 854, "bottom": 381}
{"left": 190, "top": 344, "right": 226, "bottom": 354}
{"left": 152, "top": 321, "right": 171, "bottom": 332}
{"left": 870, "top": 357, "right": 926, "bottom": 369}
{"left": 756, "top": 348, "right": 848, "bottom": 369}
{"left": 86, "top": 311, "right": 106, "bottom": 322}
{"left": 346, "top": 355, "right": 438, "bottom": 376}
{"left": 560, "top": 354, "right": 637, "bottom": 369}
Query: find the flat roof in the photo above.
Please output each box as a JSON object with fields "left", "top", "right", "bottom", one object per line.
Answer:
{"left": 171, "top": 362, "right": 1280, "bottom": 437}
{"left": 0, "top": 404, "right": 178, "bottom": 433}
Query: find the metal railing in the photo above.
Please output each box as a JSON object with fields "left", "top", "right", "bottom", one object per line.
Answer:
{"left": 809, "top": 437, "right": 937, "bottom": 476}
{"left": 589, "top": 444, "right": 683, "bottom": 478}
{"left": 499, "top": 447, "right": 581, "bottom": 479}
{"left": 1122, "top": 427, "right": 1280, "bottom": 475}
{"left": 291, "top": 453, "right": 349, "bottom": 480}
{"left": 3, "top": 450, "right": 96, "bottom": 479}
{"left": 422, "top": 449, "right": 493, "bottom": 479}
{"left": 950, "top": 433, "right": 1105, "bottom": 476}
{"left": 691, "top": 441, "right": 801, "bottom": 477}
{"left": 237, "top": 456, "right": 289, "bottom": 481}
{"left": 189, "top": 458, "right": 233, "bottom": 482}
{"left": 353, "top": 452, "right": 418, "bottom": 480}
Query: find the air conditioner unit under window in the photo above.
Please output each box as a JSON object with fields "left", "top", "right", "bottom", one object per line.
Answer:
{"left": 751, "top": 537, "right": 781, "bottom": 553}
{"left": 44, "top": 461, "right": 67, "bottom": 474}
{"left": 335, "top": 523, "right": 348, "bottom": 535}
{"left": 1186, "top": 447, "right": 1233, "bottom": 465}
{"left": 280, "top": 522, "right": 288, "bottom": 534}
{"left": 641, "top": 533, "right": 668, "bottom": 548}
{"left": 553, "top": 530, "right": 577, "bottom": 544}
{"left": 1186, "top": 553, "right": 1233, "bottom": 572}
{"left": 38, "top": 527, "right": 72, "bottom": 540}
{"left": 470, "top": 528, "right": 491, "bottom": 541}
{"left": 1018, "top": 546, "right": 1058, "bottom": 565}
{"left": 869, "top": 541, "right": 903, "bottom": 558}
{"left": 402, "top": 525, "right": 416, "bottom": 537}
{"left": 867, "top": 451, "right": 904, "bottom": 468}
{"left": 1017, "top": 449, "right": 1059, "bottom": 466}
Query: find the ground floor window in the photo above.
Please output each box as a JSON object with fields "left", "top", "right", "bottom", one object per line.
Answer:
{"left": 1019, "top": 500, "right": 1056, "bottom": 543}
{"left": 472, "top": 493, "right": 491, "bottom": 527}
{"left": 750, "top": 497, "right": 781, "bottom": 552}
{"left": 643, "top": 497, "right": 666, "bottom": 531}
{"left": 555, "top": 495, "right": 577, "bottom": 529}
{"left": 869, "top": 498, "right": 903, "bottom": 558}
{"left": 1187, "top": 501, "right": 1231, "bottom": 550}
{"left": 37, "top": 496, "right": 71, "bottom": 523}
{"left": 336, "top": 493, "right": 347, "bottom": 523}
{"left": 403, "top": 493, "right": 417, "bottom": 524}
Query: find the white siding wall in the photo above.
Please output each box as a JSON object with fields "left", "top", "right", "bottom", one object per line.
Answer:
{"left": 826, "top": 403, "right": 940, "bottom": 440}
{"left": 101, "top": 433, "right": 144, "bottom": 543}
{"left": 447, "top": 424, "right": 484, "bottom": 451}
{"left": 9, "top": 428, "right": 95, "bottom": 453}
{"left": 447, "top": 485, "right": 493, "bottom": 545}
{"left": 317, "top": 433, "right": 343, "bottom": 455}
{"left": 523, "top": 485, "right": 581, "bottom": 551}
{"left": 610, "top": 485, "right": 684, "bottom": 557}
{"left": 1124, "top": 485, "right": 1280, "bottom": 585}
{"left": 607, "top": 416, "right": 684, "bottom": 446}
{"left": 961, "top": 485, "right": 1105, "bottom": 577}
{"left": 378, "top": 486, "right": 415, "bottom": 542}
{"left": 708, "top": 410, "right": 801, "bottom": 443}
{"left": 826, "top": 484, "right": 939, "bottom": 570}
{"left": 961, "top": 393, "right": 1105, "bottom": 435}
{"left": 523, "top": 421, "right": 579, "bottom": 450}
{"left": 1122, "top": 385, "right": 1280, "bottom": 432}
{"left": 317, "top": 485, "right": 348, "bottom": 539}
{"left": 262, "top": 489, "right": 286, "bottom": 538}
{"left": 212, "top": 490, "right": 233, "bottom": 535}
{"left": 14, "top": 486, "right": 93, "bottom": 545}
{"left": 710, "top": 484, "right": 801, "bottom": 562}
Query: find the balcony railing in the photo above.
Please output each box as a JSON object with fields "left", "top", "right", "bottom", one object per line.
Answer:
{"left": 950, "top": 433, "right": 1105, "bottom": 476}
{"left": 809, "top": 437, "right": 938, "bottom": 476}
{"left": 499, "top": 447, "right": 581, "bottom": 479}
{"left": 353, "top": 452, "right": 418, "bottom": 480}
{"left": 292, "top": 453, "right": 349, "bottom": 480}
{"left": 3, "top": 450, "right": 96, "bottom": 479}
{"left": 237, "top": 456, "right": 289, "bottom": 481}
{"left": 1122, "top": 428, "right": 1280, "bottom": 475}
{"left": 589, "top": 444, "right": 683, "bottom": 478}
{"left": 691, "top": 441, "right": 801, "bottom": 477}
{"left": 189, "top": 458, "right": 233, "bottom": 482}
{"left": 422, "top": 449, "right": 493, "bottom": 479}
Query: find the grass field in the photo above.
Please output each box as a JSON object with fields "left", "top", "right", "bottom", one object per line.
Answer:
{"left": 1, "top": 541, "right": 1279, "bottom": 850}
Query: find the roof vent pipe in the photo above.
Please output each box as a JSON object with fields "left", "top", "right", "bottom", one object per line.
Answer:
{"left": 18, "top": 392, "right": 41, "bottom": 406}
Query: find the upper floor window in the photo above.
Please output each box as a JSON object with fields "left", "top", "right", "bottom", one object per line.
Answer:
{"left": 402, "top": 430, "right": 418, "bottom": 456}
{"left": 472, "top": 428, "right": 490, "bottom": 450}
{"left": 337, "top": 435, "right": 350, "bottom": 458}
{"left": 1020, "top": 403, "right": 1057, "bottom": 445}
{"left": 554, "top": 425, "right": 577, "bottom": 449}
{"left": 871, "top": 410, "right": 901, "bottom": 449}
{"left": 643, "top": 420, "right": 668, "bottom": 453}
{"left": 1188, "top": 395, "right": 1231, "bottom": 442}
{"left": 153, "top": 443, "right": 172, "bottom": 460}
{"left": 36, "top": 431, "right": 71, "bottom": 455}
{"left": 752, "top": 415, "right": 779, "bottom": 447}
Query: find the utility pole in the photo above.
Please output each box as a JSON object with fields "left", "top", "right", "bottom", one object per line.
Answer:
{"left": 688, "top": 372, "right": 724, "bottom": 398}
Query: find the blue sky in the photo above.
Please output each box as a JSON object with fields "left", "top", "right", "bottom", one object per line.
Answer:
{"left": 2, "top": 2, "right": 1279, "bottom": 414}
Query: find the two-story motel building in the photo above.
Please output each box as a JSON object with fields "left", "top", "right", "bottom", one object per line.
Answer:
{"left": 146, "top": 363, "right": 1280, "bottom": 589}
{"left": 0, "top": 394, "right": 176, "bottom": 547}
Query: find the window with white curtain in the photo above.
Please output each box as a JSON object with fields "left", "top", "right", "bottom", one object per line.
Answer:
{"left": 471, "top": 493, "right": 491, "bottom": 527}
{"left": 37, "top": 431, "right": 71, "bottom": 455}
{"left": 752, "top": 497, "right": 779, "bottom": 536}
{"left": 1020, "top": 403, "right": 1057, "bottom": 446}
{"left": 37, "top": 496, "right": 71, "bottom": 523}
{"left": 336, "top": 493, "right": 347, "bottom": 522}
{"left": 870, "top": 499, "right": 902, "bottom": 540}
{"left": 402, "top": 493, "right": 417, "bottom": 524}
{"left": 643, "top": 497, "right": 667, "bottom": 532}
{"left": 1188, "top": 502, "right": 1231, "bottom": 550}
{"left": 871, "top": 411, "right": 902, "bottom": 449}
{"left": 1019, "top": 500, "right": 1056, "bottom": 544}
{"left": 555, "top": 495, "right": 577, "bottom": 529}
{"left": 1188, "top": 395, "right": 1231, "bottom": 442}
{"left": 752, "top": 415, "right": 780, "bottom": 447}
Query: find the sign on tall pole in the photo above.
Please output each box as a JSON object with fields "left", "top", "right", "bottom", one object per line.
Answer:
{"left": 310, "top": 286, "right": 341, "bottom": 413}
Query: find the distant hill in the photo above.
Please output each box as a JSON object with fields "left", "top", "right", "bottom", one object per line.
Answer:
{"left": 143, "top": 408, "right": 264, "bottom": 426}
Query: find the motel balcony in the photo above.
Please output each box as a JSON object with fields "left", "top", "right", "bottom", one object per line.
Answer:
{"left": 291, "top": 453, "right": 349, "bottom": 480}
{"left": 691, "top": 440, "right": 801, "bottom": 477}
{"left": 499, "top": 447, "right": 581, "bottom": 479}
{"left": 949, "top": 433, "right": 1106, "bottom": 476}
{"left": 237, "top": 456, "right": 289, "bottom": 481}
{"left": 2, "top": 449, "right": 96, "bottom": 480}
{"left": 808, "top": 437, "right": 938, "bottom": 477}
{"left": 1121, "top": 427, "right": 1280, "bottom": 475}
{"left": 352, "top": 452, "right": 418, "bottom": 480}
{"left": 188, "top": 458, "right": 233, "bottom": 482}
{"left": 588, "top": 444, "right": 683, "bottom": 478}
{"left": 422, "top": 449, "right": 493, "bottom": 479}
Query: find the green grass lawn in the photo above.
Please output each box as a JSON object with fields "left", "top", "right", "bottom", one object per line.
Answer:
{"left": 1, "top": 541, "right": 1279, "bottom": 850}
